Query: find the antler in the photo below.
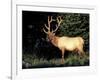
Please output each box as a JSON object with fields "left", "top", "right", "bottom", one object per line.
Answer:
{"left": 43, "top": 16, "right": 63, "bottom": 33}
{"left": 48, "top": 16, "right": 52, "bottom": 30}
{"left": 52, "top": 16, "right": 63, "bottom": 33}
{"left": 43, "top": 16, "right": 53, "bottom": 34}
{"left": 57, "top": 16, "right": 63, "bottom": 26}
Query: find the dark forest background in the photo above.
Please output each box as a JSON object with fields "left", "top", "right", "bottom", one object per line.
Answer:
{"left": 22, "top": 11, "right": 89, "bottom": 69}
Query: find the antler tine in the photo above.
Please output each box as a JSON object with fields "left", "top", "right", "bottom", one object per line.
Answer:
{"left": 48, "top": 16, "right": 53, "bottom": 31}
{"left": 57, "top": 16, "right": 63, "bottom": 27}
{"left": 48, "top": 16, "right": 52, "bottom": 23}
{"left": 43, "top": 28, "right": 48, "bottom": 34}
{"left": 44, "top": 24, "right": 49, "bottom": 30}
{"left": 52, "top": 24, "right": 59, "bottom": 33}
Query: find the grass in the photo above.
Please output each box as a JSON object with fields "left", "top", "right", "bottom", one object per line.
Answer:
{"left": 22, "top": 52, "right": 89, "bottom": 69}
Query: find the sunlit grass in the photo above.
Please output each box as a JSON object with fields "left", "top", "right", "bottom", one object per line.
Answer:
{"left": 22, "top": 52, "right": 89, "bottom": 69}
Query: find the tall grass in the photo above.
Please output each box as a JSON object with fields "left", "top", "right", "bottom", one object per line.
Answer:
{"left": 22, "top": 52, "right": 89, "bottom": 69}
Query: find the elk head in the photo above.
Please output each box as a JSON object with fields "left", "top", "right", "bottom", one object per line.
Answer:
{"left": 43, "top": 16, "right": 63, "bottom": 42}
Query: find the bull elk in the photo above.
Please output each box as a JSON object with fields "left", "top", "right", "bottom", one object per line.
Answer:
{"left": 43, "top": 16, "right": 85, "bottom": 64}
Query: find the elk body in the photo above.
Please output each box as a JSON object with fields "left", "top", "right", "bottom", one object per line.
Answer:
{"left": 43, "top": 16, "right": 85, "bottom": 64}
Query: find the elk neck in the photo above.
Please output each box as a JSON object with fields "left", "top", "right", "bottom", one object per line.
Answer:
{"left": 49, "top": 35, "right": 59, "bottom": 47}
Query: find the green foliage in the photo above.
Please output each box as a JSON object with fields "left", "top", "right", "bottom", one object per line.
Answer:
{"left": 59, "top": 13, "right": 89, "bottom": 36}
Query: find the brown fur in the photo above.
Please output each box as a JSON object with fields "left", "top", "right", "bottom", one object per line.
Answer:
{"left": 48, "top": 33, "right": 85, "bottom": 64}
{"left": 50, "top": 36, "right": 59, "bottom": 47}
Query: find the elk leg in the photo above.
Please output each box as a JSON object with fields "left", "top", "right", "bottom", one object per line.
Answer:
{"left": 80, "top": 45, "right": 85, "bottom": 56}
{"left": 78, "top": 49, "right": 85, "bottom": 57}
{"left": 61, "top": 48, "right": 65, "bottom": 64}
{"left": 78, "top": 50, "right": 81, "bottom": 56}
{"left": 81, "top": 50, "right": 85, "bottom": 56}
